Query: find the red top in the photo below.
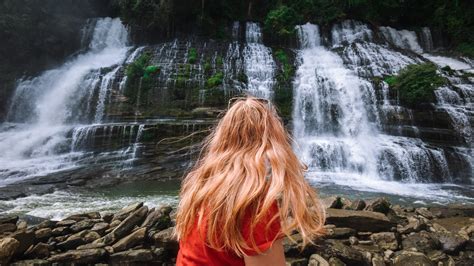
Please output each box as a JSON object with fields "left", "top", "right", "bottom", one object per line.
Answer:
{"left": 176, "top": 202, "right": 282, "bottom": 266}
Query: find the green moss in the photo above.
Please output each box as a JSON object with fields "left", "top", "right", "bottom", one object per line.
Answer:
{"left": 215, "top": 56, "right": 223, "bottom": 67}
{"left": 206, "top": 72, "right": 224, "bottom": 88}
{"left": 389, "top": 63, "right": 447, "bottom": 107}
{"left": 188, "top": 48, "right": 198, "bottom": 64}
{"left": 125, "top": 52, "right": 154, "bottom": 101}
{"left": 384, "top": 76, "right": 397, "bottom": 87}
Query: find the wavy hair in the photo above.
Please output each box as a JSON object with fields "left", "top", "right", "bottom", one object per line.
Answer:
{"left": 175, "top": 96, "right": 325, "bottom": 256}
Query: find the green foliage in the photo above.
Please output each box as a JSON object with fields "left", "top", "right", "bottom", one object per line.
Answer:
{"left": 384, "top": 76, "right": 397, "bottom": 87}
{"left": 264, "top": 5, "right": 301, "bottom": 39}
{"left": 274, "top": 49, "right": 294, "bottom": 82}
{"left": 125, "top": 52, "right": 158, "bottom": 102}
{"left": 389, "top": 63, "right": 447, "bottom": 107}
{"left": 188, "top": 48, "right": 198, "bottom": 64}
{"left": 273, "top": 86, "right": 293, "bottom": 119}
{"left": 206, "top": 72, "right": 224, "bottom": 88}
{"left": 456, "top": 43, "right": 474, "bottom": 57}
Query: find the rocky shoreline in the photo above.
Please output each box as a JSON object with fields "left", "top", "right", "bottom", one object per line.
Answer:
{"left": 0, "top": 197, "right": 473, "bottom": 265}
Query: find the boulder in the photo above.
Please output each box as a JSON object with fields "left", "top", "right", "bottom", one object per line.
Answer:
{"left": 153, "top": 227, "right": 179, "bottom": 256}
{"left": 10, "top": 229, "right": 36, "bottom": 256}
{"left": 48, "top": 248, "right": 106, "bottom": 264}
{"left": 35, "top": 228, "right": 52, "bottom": 240}
{"left": 327, "top": 227, "right": 357, "bottom": 239}
{"left": 365, "top": 198, "right": 391, "bottom": 214}
{"left": 416, "top": 208, "right": 434, "bottom": 219}
{"left": 91, "top": 222, "right": 109, "bottom": 234}
{"left": 109, "top": 249, "right": 154, "bottom": 263}
{"left": 17, "top": 220, "right": 27, "bottom": 231}
{"left": 141, "top": 209, "right": 172, "bottom": 231}
{"left": 51, "top": 226, "right": 70, "bottom": 236}
{"left": 0, "top": 223, "right": 17, "bottom": 233}
{"left": 286, "top": 257, "right": 308, "bottom": 266}
{"left": 0, "top": 216, "right": 19, "bottom": 225}
{"left": 349, "top": 200, "right": 366, "bottom": 211}
{"left": 112, "top": 206, "right": 148, "bottom": 239}
{"left": 392, "top": 251, "right": 434, "bottom": 266}
{"left": 112, "top": 227, "right": 147, "bottom": 252}
{"left": 55, "top": 219, "right": 76, "bottom": 227}
{"left": 70, "top": 219, "right": 97, "bottom": 232}
{"left": 308, "top": 254, "right": 329, "bottom": 266}
{"left": 398, "top": 216, "right": 426, "bottom": 234}
{"left": 10, "top": 259, "right": 51, "bottom": 266}
{"left": 84, "top": 231, "right": 101, "bottom": 242}
{"left": 56, "top": 235, "right": 86, "bottom": 250}
{"left": 370, "top": 232, "right": 398, "bottom": 250}
{"left": 402, "top": 231, "right": 440, "bottom": 253}
{"left": 325, "top": 240, "right": 365, "bottom": 266}
{"left": 432, "top": 231, "right": 468, "bottom": 254}
{"left": 328, "top": 257, "right": 346, "bottom": 266}
{"left": 112, "top": 202, "right": 144, "bottom": 222}
{"left": 326, "top": 209, "right": 396, "bottom": 232}
{"left": 0, "top": 237, "right": 20, "bottom": 265}
{"left": 24, "top": 243, "right": 50, "bottom": 259}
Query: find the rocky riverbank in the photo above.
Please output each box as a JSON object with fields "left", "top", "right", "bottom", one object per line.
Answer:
{"left": 0, "top": 198, "right": 473, "bottom": 265}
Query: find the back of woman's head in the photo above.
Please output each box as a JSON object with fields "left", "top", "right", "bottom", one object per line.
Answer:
{"left": 175, "top": 96, "right": 325, "bottom": 255}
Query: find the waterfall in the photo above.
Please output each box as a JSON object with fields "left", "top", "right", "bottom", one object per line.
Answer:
{"left": 293, "top": 23, "right": 380, "bottom": 179}
{"left": 293, "top": 22, "right": 470, "bottom": 187}
{"left": 243, "top": 22, "right": 276, "bottom": 99}
{"left": 0, "top": 18, "right": 131, "bottom": 186}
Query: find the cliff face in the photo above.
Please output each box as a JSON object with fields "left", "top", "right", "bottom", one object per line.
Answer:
{"left": 0, "top": 0, "right": 111, "bottom": 118}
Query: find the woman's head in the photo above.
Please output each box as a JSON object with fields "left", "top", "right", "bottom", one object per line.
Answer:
{"left": 175, "top": 96, "right": 325, "bottom": 255}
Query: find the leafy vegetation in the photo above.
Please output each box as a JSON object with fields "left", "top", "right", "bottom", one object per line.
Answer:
{"left": 206, "top": 72, "right": 224, "bottom": 88}
{"left": 388, "top": 63, "right": 447, "bottom": 107}
{"left": 125, "top": 52, "right": 160, "bottom": 102}
{"left": 188, "top": 48, "right": 198, "bottom": 64}
{"left": 274, "top": 49, "right": 294, "bottom": 83}
{"left": 263, "top": 5, "right": 301, "bottom": 39}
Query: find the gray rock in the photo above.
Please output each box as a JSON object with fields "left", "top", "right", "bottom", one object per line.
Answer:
{"left": 51, "top": 226, "right": 69, "bottom": 236}
{"left": 0, "top": 216, "right": 19, "bottom": 225}
{"left": 109, "top": 248, "right": 154, "bottom": 263}
{"left": 112, "top": 206, "right": 148, "bottom": 239}
{"left": 370, "top": 232, "right": 398, "bottom": 250}
{"left": 433, "top": 231, "right": 468, "bottom": 254}
{"left": 327, "top": 227, "right": 357, "bottom": 239}
{"left": 309, "top": 254, "right": 329, "bottom": 266}
{"left": 84, "top": 231, "right": 101, "bottom": 242}
{"left": 55, "top": 219, "right": 76, "bottom": 227}
{"left": 325, "top": 240, "right": 365, "bottom": 266}
{"left": 0, "top": 237, "right": 20, "bottom": 265}
{"left": 153, "top": 227, "right": 179, "bottom": 256}
{"left": 48, "top": 248, "right": 106, "bottom": 264}
{"left": 91, "top": 222, "right": 109, "bottom": 234}
{"left": 70, "top": 219, "right": 98, "bottom": 232}
{"left": 350, "top": 200, "right": 366, "bottom": 211}
{"left": 402, "top": 231, "right": 440, "bottom": 253}
{"left": 56, "top": 235, "right": 86, "bottom": 250}
{"left": 24, "top": 242, "right": 50, "bottom": 259}
{"left": 10, "top": 229, "right": 36, "bottom": 256}
{"left": 112, "top": 227, "right": 147, "bottom": 252}
{"left": 0, "top": 223, "right": 17, "bottom": 233}
{"left": 112, "top": 202, "right": 144, "bottom": 222}
{"left": 286, "top": 257, "right": 308, "bottom": 266}
{"left": 392, "top": 251, "right": 434, "bottom": 266}
{"left": 76, "top": 242, "right": 106, "bottom": 250}
{"left": 35, "top": 228, "right": 52, "bottom": 240}
{"left": 326, "top": 209, "right": 396, "bottom": 232}
{"left": 10, "top": 259, "right": 51, "bottom": 266}
{"left": 365, "top": 198, "right": 392, "bottom": 214}
{"left": 398, "top": 216, "right": 426, "bottom": 234}
{"left": 416, "top": 208, "right": 434, "bottom": 219}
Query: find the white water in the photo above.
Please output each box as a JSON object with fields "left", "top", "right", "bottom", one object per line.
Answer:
{"left": 243, "top": 22, "right": 276, "bottom": 99}
{"left": 293, "top": 22, "right": 472, "bottom": 199}
{"left": 0, "top": 18, "right": 131, "bottom": 186}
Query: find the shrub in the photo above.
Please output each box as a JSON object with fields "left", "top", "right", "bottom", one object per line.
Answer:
{"left": 389, "top": 63, "right": 447, "bottom": 107}
{"left": 206, "top": 72, "right": 224, "bottom": 88}
{"left": 274, "top": 49, "right": 294, "bottom": 82}
{"left": 188, "top": 48, "right": 198, "bottom": 64}
{"left": 264, "top": 5, "right": 301, "bottom": 39}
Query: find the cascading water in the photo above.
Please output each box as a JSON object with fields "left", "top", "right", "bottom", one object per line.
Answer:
{"left": 294, "top": 22, "right": 473, "bottom": 201}
{"left": 243, "top": 22, "right": 276, "bottom": 99}
{"left": 0, "top": 18, "right": 136, "bottom": 186}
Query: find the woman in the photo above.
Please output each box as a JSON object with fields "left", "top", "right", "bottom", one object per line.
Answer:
{"left": 175, "top": 96, "right": 325, "bottom": 265}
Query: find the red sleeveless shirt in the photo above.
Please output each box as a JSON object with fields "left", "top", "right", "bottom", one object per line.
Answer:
{"left": 176, "top": 202, "right": 282, "bottom": 266}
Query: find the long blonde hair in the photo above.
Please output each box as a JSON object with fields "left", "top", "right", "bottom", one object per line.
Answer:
{"left": 175, "top": 96, "right": 325, "bottom": 256}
